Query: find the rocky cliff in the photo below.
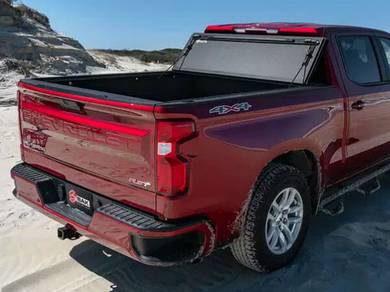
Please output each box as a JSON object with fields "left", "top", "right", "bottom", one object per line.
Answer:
{"left": 0, "top": 0, "right": 103, "bottom": 74}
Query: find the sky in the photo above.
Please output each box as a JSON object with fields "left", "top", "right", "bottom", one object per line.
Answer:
{"left": 21, "top": 0, "right": 390, "bottom": 51}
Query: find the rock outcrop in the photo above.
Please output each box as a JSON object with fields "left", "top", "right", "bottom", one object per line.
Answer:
{"left": 0, "top": 0, "right": 103, "bottom": 74}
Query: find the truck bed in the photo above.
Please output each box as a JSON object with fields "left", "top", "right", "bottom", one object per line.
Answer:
{"left": 24, "top": 71, "right": 293, "bottom": 103}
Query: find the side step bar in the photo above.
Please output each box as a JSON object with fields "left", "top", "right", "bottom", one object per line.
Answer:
{"left": 356, "top": 178, "right": 381, "bottom": 195}
{"left": 319, "top": 161, "right": 390, "bottom": 214}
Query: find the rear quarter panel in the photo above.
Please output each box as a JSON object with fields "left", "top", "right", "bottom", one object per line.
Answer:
{"left": 156, "top": 86, "right": 344, "bottom": 243}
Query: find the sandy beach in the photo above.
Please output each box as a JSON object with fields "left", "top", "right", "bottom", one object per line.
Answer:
{"left": 2, "top": 68, "right": 390, "bottom": 292}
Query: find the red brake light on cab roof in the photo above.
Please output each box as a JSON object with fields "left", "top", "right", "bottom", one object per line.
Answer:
{"left": 205, "top": 25, "right": 235, "bottom": 33}
{"left": 205, "top": 24, "right": 319, "bottom": 35}
{"left": 156, "top": 120, "right": 195, "bottom": 197}
{"left": 278, "top": 27, "right": 318, "bottom": 35}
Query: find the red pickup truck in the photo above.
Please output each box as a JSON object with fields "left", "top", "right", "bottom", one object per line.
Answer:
{"left": 11, "top": 23, "right": 390, "bottom": 272}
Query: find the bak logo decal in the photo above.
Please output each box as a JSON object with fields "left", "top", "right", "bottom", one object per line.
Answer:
{"left": 68, "top": 189, "right": 91, "bottom": 208}
{"left": 209, "top": 102, "right": 252, "bottom": 115}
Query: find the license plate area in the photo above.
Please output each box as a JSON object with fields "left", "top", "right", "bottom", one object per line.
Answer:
{"left": 66, "top": 184, "right": 94, "bottom": 216}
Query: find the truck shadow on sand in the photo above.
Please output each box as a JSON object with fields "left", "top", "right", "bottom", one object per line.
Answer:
{"left": 70, "top": 175, "right": 390, "bottom": 292}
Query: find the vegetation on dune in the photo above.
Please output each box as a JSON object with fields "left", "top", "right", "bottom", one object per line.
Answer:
{"left": 92, "top": 48, "right": 182, "bottom": 64}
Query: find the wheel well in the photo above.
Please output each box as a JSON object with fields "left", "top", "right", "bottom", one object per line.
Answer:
{"left": 272, "top": 150, "right": 320, "bottom": 211}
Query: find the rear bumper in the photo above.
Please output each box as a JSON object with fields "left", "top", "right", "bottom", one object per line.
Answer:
{"left": 11, "top": 163, "right": 215, "bottom": 266}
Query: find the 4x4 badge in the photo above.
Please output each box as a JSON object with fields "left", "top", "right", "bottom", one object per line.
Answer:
{"left": 209, "top": 102, "right": 252, "bottom": 115}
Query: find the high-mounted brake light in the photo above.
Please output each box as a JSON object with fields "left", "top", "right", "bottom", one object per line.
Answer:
{"left": 205, "top": 25, "right": 235, "bottom": 33}
{"left": 205, "top": 24, "right": 319, "bottom": 36}
{"left": 156, "top": 120, "right": 195, "bottom": 196}
{"left": 278, "top": 27, "right": 318, "bottom": 35}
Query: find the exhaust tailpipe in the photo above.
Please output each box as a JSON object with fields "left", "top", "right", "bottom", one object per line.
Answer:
{"left": 57, "top": 226, "right": 81, "bottom": 240}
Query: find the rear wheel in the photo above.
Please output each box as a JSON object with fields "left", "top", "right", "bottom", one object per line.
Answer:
{"left": 230, "top": 163, "right": 312, "bottom": 272}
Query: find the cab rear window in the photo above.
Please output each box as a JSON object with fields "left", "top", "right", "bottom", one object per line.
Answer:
{"left": 338, "top": 36, "right": 381, "bottom": 84}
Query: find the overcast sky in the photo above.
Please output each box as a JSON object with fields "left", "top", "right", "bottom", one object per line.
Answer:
{"left": 22, "top": 0, "right": 390, "bottom": 50}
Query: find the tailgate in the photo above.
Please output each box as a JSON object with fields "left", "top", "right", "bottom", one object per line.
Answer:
{"left": 18, "top": 81, "right": 157, "bottom": 195}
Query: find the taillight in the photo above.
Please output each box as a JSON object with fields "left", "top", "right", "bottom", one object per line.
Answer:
{"left": 156, "top": 120, "right": 195, "bottom": 196}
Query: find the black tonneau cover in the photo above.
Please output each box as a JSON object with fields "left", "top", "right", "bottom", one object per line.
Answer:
{"left": 174, "top": 33, "right": 325, "bottom": 84}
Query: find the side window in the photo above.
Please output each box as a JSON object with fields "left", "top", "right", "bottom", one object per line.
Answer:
{"left": 338, "top": 36, "right": 381, "bottom": 84}
{"left": 378, "top": 38, "right": 390, "bottom": 79}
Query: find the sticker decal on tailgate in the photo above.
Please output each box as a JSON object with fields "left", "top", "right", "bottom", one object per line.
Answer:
{"left": 23, "top": 128, "right": 49, "bottom": 152}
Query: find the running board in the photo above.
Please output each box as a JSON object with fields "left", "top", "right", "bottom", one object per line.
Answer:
{"left": 319, "top": 161, "right": 390, "bottom": 214}
{"left": 321, "top": 200, "right": 344, "bottom": 216}
{"left": 356, "top": 178, "right": 381, "bottom": 195}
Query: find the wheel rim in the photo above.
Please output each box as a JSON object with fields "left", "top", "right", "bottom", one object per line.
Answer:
{"left": 265, "top": 187, "right": 304, "bottom": 255}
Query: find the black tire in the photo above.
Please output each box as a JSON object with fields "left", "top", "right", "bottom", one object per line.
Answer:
{"left": 230, "top": 163, "right": 312, "bottom": 272}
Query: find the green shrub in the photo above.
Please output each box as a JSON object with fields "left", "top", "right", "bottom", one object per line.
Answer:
{"left": 96, "top": 48, "right": 181, "bottom": 64}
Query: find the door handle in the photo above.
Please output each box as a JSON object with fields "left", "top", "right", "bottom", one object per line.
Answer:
{"left": 351, "top": 100, "right": 365, "bottom": 110}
